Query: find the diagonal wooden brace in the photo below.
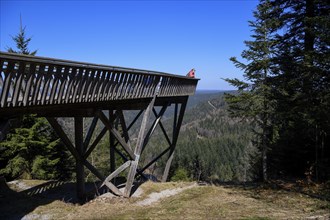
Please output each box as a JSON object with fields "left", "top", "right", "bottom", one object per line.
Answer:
{"left": 96, "top": 110, "right": 135, "bottom": 160}
{"left": 124, "top": 96, "right": 156, "bottom": 197}
{"left": 47, "top": 117, "right": 123, "bottom": 197}
{"left": 101, "top": 161, "right": 131, "bottom": 188}
{"left": 83, "top": 116, "right": 98, "bottom": 151}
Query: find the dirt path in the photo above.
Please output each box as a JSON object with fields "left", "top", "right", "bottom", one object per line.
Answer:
{"left": 136, "top": 183, "right": 197, "bottom": 206}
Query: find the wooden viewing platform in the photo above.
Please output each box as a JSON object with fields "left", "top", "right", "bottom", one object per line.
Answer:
{"left": 0, "top": 52, "right": 199, "bottom": 200}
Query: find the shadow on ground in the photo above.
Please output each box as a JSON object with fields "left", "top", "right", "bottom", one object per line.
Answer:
{"left": 208, "top": 179, "right": 330, "bottom": 202}
{"left": 0, "top": 177, "right": 146, "bottom": 220}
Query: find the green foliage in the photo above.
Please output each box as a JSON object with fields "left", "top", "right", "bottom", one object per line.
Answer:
{"left": 227, "top": 0, "right": 330, "bottom": 181}
{"left": 6, "top": 17, "right": 37, "bottom": 55}
{"left": 171, "top": 167, "right": 190, "bottom": 182}
{"left": 0, "top": 18, "right": 74, "bottom": 181}
{"left": 266, "top": 0, "right": 330, "bottom": 180}
{"left": 0, "top": 115, "right": 73, "bottom": 180}
{"left": 224, "top": 0, "right": 281, "bottom": 181}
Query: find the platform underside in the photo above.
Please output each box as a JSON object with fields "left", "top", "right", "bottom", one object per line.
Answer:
{"left": 0, "top": 96, "right": 187, "bottom": 118}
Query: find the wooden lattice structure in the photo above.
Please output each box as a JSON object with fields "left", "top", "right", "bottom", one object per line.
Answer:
{"left": 0, "top": 52, "right": 198, "bottom": 200}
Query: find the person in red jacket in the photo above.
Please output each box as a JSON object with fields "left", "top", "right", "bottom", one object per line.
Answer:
{"left": 186, "top": 68, "right": 195, "bottom": 78}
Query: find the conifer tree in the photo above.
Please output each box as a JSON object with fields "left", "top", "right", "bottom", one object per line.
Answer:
{"left": 225, "top": 0, "right": 281, "bottom": 181}
{"left": 0, "top": 115, "right": 73, "bottom": 179}
{"left": 7, "top": 16, "right": 37, "bottom": 55}
{"left": 269, "top": 0, "right": 330, "bottom": 180}
{"left": 0, "top": 17, "right": 73, "bottom": 180}
{"left": 227, "top": 0, "right": 330, "bottom": 181}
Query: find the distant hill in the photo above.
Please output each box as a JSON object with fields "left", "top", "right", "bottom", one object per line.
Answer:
{"left": 186, "top": 90, "right": 234, "bottom": 110}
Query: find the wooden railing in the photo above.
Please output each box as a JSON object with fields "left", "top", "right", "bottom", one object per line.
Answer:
{"left": 0, "top": 52, "right": 198, "bottom": 109}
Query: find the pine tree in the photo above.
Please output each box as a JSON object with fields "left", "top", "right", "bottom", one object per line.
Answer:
{"left": 7, "top": 15, "right": 37, "bottom": 55}
{"left": 225, "top": 0, "right": 282, "bottom": 181}
{"left": 0, "top": 17, "right": 73, "bottom": 180}
{"left": 269, "top": 0, "right": 330, "bottom": 180}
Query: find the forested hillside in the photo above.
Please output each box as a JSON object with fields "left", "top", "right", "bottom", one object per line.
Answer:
{"left": 140, "top": 91, "right": 257, "bottom": 182}
{"left": 1, "top": 90, "right": 253, "bottom": 183}
{"left": 66, "top": 91, "right": 255, "bottom": 183}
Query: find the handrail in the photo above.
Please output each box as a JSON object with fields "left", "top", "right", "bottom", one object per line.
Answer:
{"left": 0, "top": 52, "right": 198, "bottom": 109}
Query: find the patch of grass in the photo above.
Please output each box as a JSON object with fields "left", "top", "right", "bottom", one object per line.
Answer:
{"left": 2, "top": 181, "right": 329, "bottom": 220}
{"left": 140, "top": 181, "right": 190, "bottom": 193}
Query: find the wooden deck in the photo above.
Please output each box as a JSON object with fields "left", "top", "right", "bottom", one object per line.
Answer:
{"left": 0, "top": 52, "right": 198, "bottom": 117}
{"left": 0, "top": 52, "right": 198, "bottom": 201}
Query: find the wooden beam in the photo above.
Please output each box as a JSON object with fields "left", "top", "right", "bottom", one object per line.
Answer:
{"left": 83, "top": 116, "right": 98, "bottom": 151}
{"left": 101, "top": 161, "right": 131, "bottom": 188}
{"left": 97, "top": 110, "right": 135, "bottom": 160}
{"left": 114, "top": 146, "right": 129, "bottom": 162}
{"left": 162, "top": 104, "right": 179, "bottom": 183}
{"left": 104, "top": 181, "right": 123, "bottom": 196}
{"left": 155, "top": 116, "right": 172, "bottom": 147}
{"left": 124, "top": 96, "right": 156, "bottom": 197}
{"left": 141, "top": 105, "right": 168, "bottom": 153}
{"left": 84, "top": 127, "right": 107, "bottom": 159}
{"left": 139, "top": 146, "right": 171, "bottom": 174}
{"left": 173, "top": 103, "right": 179, "bottom": 134}
{"left": 162, "top": 97, "right": 188, "bottom": 182}
{"left": 109, "top": 110, "right": 116, "bottom": 173}
{"left": 47, "top": 117, "right": 80, "bottom": 160}
{"left": 75, "top": 117, "right": 85, "bottom": 202}
{"left": 111, "top": 110, "right": 142, "bottom": 159}
{"left": 117, "top": 110, "right": 131, "bottom": 148}
{"left": 82, "top": 158, "right": 124, "bottom": 196}
{"left": 83, "top": 159, "right": 104, "bottom": 180}
{"left": 127, "top": 110, "right": 143, "bottom": 131}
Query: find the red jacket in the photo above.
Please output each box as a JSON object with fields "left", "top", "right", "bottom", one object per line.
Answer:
{"left": 186, "top": 69, "right": 195, "bottom": 78}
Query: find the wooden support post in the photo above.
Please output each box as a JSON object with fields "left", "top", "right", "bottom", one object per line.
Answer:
{"left": 162, "top": 98, "right": 188, "bottom": 182}
{"left": 75, "top": 117, "right": 85, "bottom": 202}
{"left": 109, "top": 110, "right": 116, "bottom": 173}
{"left": 124, "top": 97, "right": 156, "bottom": 197}
{"left": 47, "top": 117, "right": 120, "bottom": 198}
{"left": 101, "top": 161, "right": 131, "bottom": 188}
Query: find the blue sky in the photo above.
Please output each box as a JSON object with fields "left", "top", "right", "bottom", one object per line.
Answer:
{"left": 1, "top": 0, "right": 258, "bottom": 90}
